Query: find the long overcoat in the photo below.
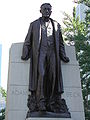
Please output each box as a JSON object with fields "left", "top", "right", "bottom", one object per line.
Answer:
{"left": 21, "top": 17, "right": 67, "bottom": 94}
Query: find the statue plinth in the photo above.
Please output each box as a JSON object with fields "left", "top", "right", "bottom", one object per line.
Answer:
{"left": 26, "top": 117, "right": 73, "bottom": 120}
{"left": 5, "top": 43, "right": 85, "bottom": 120}
{"left": 26, "top": 111, "right": 71, "bottom": 118}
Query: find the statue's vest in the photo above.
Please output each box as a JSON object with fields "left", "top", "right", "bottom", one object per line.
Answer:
{"left": 40, "top": 19, "right": 54, "bottom": 51}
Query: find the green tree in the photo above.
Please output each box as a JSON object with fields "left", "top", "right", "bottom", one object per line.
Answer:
{"left": 79, "top": 0, "right": 90, "bottom": 7}
{"left": 0, "top": 109, "right": 5, "bottom": 120}
{"left": 0, "top": 87, "right": 7, "bottom": 99}
{"left": 63, "top": 5, "right": 90, "bottom": 120}
{"left": 78, "top": 1, "right": 90, "bottom": 119}
{"left": 0, "top": 86, "right": 6, "bottom": 120}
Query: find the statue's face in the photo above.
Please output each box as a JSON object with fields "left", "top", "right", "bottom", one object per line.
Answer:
{"left": 40, "top": 4, "right": 52, "bottom": 18}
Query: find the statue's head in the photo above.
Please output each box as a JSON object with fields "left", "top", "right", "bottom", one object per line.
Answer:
{"left": 40, "top": 3, "right": 52, "bottom": 18}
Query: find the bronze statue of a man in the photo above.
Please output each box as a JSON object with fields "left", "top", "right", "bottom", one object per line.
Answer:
{"left": 21, "top": 3, "right": 71, "bottom": 117}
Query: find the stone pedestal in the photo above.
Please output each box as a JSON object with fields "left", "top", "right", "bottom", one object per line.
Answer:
{"left": 5, "top": 43, "right": 85, "bottom": 120}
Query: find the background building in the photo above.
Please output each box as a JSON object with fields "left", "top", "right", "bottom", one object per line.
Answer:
{"left": 76, "top": 3, "right": 89, "bottom": 21}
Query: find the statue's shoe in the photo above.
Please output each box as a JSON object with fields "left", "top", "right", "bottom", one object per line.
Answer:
{"left": 38, "top": 100, "right": 46, "bottom": 111}
{"left": 39, "top": 105, "right": 46, "bottom": 111}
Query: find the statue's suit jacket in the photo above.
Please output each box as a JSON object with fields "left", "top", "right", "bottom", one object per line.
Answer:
{"left": 22, "top": 17, "right": 67, "bottom": 94}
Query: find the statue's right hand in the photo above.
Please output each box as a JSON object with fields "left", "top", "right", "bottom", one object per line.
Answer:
{"left": 21, "top": 56, "right": 28, "bottom": 61}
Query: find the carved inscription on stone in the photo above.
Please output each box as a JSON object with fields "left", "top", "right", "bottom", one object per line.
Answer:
{"left": 10, "top": 87, "right": 81, "bottom": 98}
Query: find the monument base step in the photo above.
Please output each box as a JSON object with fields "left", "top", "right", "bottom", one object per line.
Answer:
{"left": 26, "top": 118, "right": 73, "bottom": 120}
{"left": 26, "top": 111, "right": 71, "bottom": 118}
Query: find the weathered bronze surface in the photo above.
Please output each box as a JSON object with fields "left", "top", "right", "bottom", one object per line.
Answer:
{"left": 21, "top": 3, "right": 71, "bottom": 118}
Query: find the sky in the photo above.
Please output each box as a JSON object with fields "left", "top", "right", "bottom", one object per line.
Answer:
{"left": 0, "top": 0, "right": 76, "bottom": 90}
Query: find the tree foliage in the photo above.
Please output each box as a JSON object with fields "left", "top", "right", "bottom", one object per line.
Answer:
{"left": 79, "top": 0, "right": 90, "bottom": 7}
{"left": 63, "top": 2, "right": 90, "bottom": 119}
{"left": 0, "top": 86, "right": 6, "bottom": 120}
{"left": 0, "top": 109, "right": 5, "bottom": 120}
{"left": 0, "top": 86, "right": 7, "bottom": 99}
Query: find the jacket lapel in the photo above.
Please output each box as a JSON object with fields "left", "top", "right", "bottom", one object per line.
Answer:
{"left": 38, "top": 18, "right": 41, "bottom": 44}
{"left": 50, "top": 18, "right": 58, "bottom": 41}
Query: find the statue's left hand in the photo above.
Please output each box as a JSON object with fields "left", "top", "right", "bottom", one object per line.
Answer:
{"left": 62, "top": 56, "right": 70, "bottom": 63}
{"left": 21, "top": 56, "right": 29, "bottom": 61}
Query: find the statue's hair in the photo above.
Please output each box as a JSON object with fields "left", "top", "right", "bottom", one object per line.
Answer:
{"left": 40, "top": 3, "right": 52, "bottom": 9}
